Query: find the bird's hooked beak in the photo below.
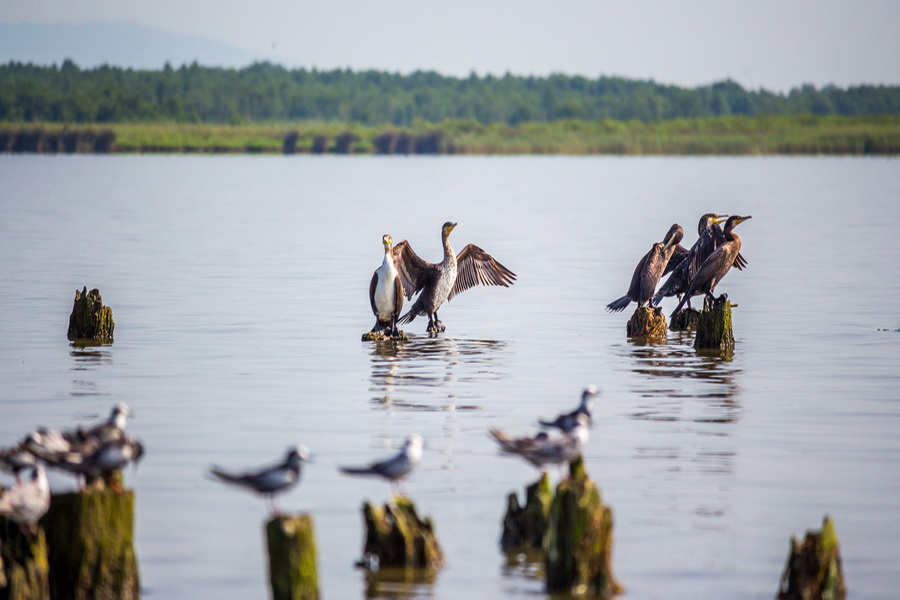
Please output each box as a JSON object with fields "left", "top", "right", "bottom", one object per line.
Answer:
{"left": 382, "top": 234, "right": 393, "bottom": 248}
{"left": 712, "top": 214, "right": 727, "bottom": 224}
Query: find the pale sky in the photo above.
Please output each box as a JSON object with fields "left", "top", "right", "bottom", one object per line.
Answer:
{"left": 2, "top": 0, "right": 898, "bottom": 91}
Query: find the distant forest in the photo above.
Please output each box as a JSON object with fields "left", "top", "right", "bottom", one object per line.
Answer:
{"left": 2, "top": 60, "right": 899, "bottom": 125}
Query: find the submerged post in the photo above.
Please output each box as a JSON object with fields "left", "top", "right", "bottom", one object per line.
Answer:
{"left": 0, "top": 518, "right": 50, "bottom": 600}
{"left": 266, "top": 514, "right": 319, "bottom": 600}
{"left": 694, "top": 296, "right": 734, "bottom": 354}
{"left": 40, "top": 490, "right": 139, "bottom": 600}
{"left": 777, "top": 516, "right": 846, "bottom": 600}
{"left": 626, "top": 306, "right": 667, "bottom": 340}
{"left": 545, "top": 457, "right": 621, "bottom": 597}
{"left": 360, "top": 496, "right": 443, "bottom": 570}
{"left": 500, "top": 473, "right": 552, "bottom": 550}
{"left": 66, "top": 287, "right": 114, "bottom": 343}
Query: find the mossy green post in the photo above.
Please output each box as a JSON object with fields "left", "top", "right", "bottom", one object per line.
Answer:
{"left": 361, "top": 496, "right": 444, "bottom": 570}
{"left": 40, "top": 490, "right": 139, "bottom": 600}
{"left": 500, "top": 473, "right": 552, "bottom": 550}
{"left": 669, "top": 307, "right": 700, "bottom": 331}
{"left": 66, "top": 287, "right": 114, "bottom": 344}
{"left": 0, "top": 518, "right": 50, "bottom": 600}
{"left": 545, "top": 457, "right": 622, "bottom": 598}
{"left": 626, "top": 306, "right": 667, "bottom": 339}
{"left": 265, "top": 514, "right": 319, "bottom": 600}
{"left": 777, "top": 515, "right": 846, "bottom": 600}
{"left": 694, "top": 296, "right": 734, "bottom": 354}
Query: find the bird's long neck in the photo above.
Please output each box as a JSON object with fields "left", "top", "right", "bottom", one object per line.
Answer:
{"left": 442, "top": 233, "right": 455, "bottom": 264}
{"left": 382, "top": 245, "right": 396, "bottom": 271}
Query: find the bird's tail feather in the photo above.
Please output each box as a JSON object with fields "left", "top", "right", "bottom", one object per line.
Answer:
{"left": 605, "top": 296, "right": 631, "bottom": 313}
{"left": 339, "top": 466, "right": 376, "bottom": 476}
{"left": 397, "top": 310, "right": 416, "bottom": 325}
{"left": 209, "top": 467, "right": 239, "bottom": 483}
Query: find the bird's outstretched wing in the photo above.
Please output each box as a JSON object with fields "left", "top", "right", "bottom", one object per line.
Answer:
{"left": 392, "top": 241, "right": 436, "bottom": 301}
{"left": 449, "top": 244, "right": 517, "bottom": 301}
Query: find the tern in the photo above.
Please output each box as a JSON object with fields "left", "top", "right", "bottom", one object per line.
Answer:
{"left": 538, "top": 386, "right": 598, "bottom": 433}
{"left": 490, "top": 414, "right": 590, "bottom": 475}
{"left": 339, "top": 434, "right": 423, "bottom": 494}
{"left": 0, "top": 465, "right": 50, "bottom": 534}
{"left": 210, "top": 445, "right": 310, "bottom": 516}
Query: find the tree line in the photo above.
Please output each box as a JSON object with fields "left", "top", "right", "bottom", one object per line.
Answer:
{"left": 1, "top": 59, "right": 898, "bottom": 125}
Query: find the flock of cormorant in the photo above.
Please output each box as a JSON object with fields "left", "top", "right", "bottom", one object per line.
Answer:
{"left": 1, "top": 215, "right": 750, "bottom": 526}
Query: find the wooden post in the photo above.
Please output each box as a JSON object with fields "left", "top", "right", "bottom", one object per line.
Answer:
{"left": 500, "top": 473, "right": 552, "bottom": 550}
{"left": 40, "top": 490, "right": 139, "bottom": 600}
{"left": 669, "top": 307, "right": 700, "bottom": 331}
{"left": 694, "top": 296, "right": 734, "bottom": 354}
{"left": 360, "top": 496, "right": 443, "bottom": 570}
{"left": 777, "top": 516, "right": 846, "bottom": 600}
{"left": 545, "top": 458, "right": 621, "bottom": 597}
{"left": 0, "top": 518, "right": 50, "bottom": 600}
{"left": 66, "top": 287, "right": 114, "bottom": 343}
{"left": 626, "top": 307, "right": 667, "bottom": 339}
{"left": 266, "top": 514, "right": 319, "bottom": 600}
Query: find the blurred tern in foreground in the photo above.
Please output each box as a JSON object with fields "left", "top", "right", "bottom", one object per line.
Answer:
{"left": 490, "top": 414, "right": 590, "bottom": 476}
{"left": 209, "top": 445, "right": 310, "bottom": 516}
{"left": 339, "top": 434, "right": 423, "bottom": 495}
{"left": 0, "top": 465, "right": 51, "bottom": 534}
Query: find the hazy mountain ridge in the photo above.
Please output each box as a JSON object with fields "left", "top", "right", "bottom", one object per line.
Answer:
{"left": 0, "top": 22, "right": 269, "bottom": 69}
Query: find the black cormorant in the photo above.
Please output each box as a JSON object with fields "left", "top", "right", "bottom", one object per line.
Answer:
{"left": 606, "top": 223, "right": 684, "bottom": 313}
{"left": 369, "top": 234, "right": 404, "bottom": 336}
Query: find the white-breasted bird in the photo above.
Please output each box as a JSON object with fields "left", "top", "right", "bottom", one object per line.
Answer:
{"left": 0, "top": 465, "right": 51, "bottom": 534}
{"left": 490, "top": 414, "right": 590, "bottom": 474}
{"left": 210, "top": 445, "right": 310, "bottom": 516}
{"left": 339, "top": 434, "right": 423, "bottom": 494}
{"left": 538, "top": 386, "right": 599, "bottom": 433}
{"left": 369, "top": 234, "right": 405, "bottom": 337}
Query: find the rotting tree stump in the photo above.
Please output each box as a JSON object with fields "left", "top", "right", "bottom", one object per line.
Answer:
{"left": 266, "top": 514, "right": 319, "bottom": 600}
{"left": 360, "top": 496, "right": 443, "bottom": 570}
{"left": 361, "top": 331, "right": 409, "bottom": 343}
{"left": 626, "top": 307, "right": 667, "bottom": 340}
{"left": 0, "top": 518, "right": 49, "bottom": 600}
{"left": 694, "top": 296, "right": 734, "bottom": 354}
{"left": 501, "top": 473, "right": 552, "bottom": 550}
{"left": 66, "top": 287, "right": 114, "bottom": 343}
{"left": 545, "top": 457, "right": 621, "bottom": 598}
{"left": 669, "top": 307, "right": 700, "bottom": 331}
{"left": 777, "top": 515, "right": 846, "bottom": 600}
{"left": 40, "top": 490, "right": 138, "bottom": 600}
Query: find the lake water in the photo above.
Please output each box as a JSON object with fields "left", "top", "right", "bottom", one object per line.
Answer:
{"left": 1, "top": 154, "right": 899, "bottom": 599}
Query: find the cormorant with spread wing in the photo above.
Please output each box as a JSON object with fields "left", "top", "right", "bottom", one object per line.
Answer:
{"left": 394, "top": 222, "right": 516, "bottom": 334}
{"left": 606, "top": 223, "right": 684, "bottom": 313}
{"left": 671, "top": 215, "right": 752, "bottom": 317}
{"left": 652, "top": 213, "right": 748, "bottom": 307}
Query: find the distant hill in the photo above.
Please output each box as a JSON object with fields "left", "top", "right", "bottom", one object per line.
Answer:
{"left": 0, "top": 22, "right": 267, "bottom": 69}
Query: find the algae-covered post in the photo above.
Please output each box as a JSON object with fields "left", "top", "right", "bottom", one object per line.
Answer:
{"left": 66, "top": 287, "right": 114, "bottom": 343}
{"left": 669, "top": 307, "right": 700, "bottom": 331}
{"left": 40, "top": 490, "right": 139, "bottom": 600}
{"left": 0, "top": 518, "right": 50, "bottom": 600}
{"left": 359, "top": 496, "right": 443, "bottom": 570}
{"left": 694, "top": 296, "right": 734, "bottom": 354}
{"left": 266, "top": 514, "right": 319, "bottom": 600}
{"left": 500, "top": 473, "right": 552, "bottom": 551}
{"left": 626, "top": 306, "right": 667, "bottom": 339}
{"left": 777, "top": 515, "right": 846, "bottom": 600}
{"left": 544, "top": 457, "right": 621, "bottom": 598}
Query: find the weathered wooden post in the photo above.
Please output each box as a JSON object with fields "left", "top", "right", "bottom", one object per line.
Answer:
{"left": 669, "top": 307, "right": 700, "bottom": 331}
{"left": 500, "top": 473, "right": 552, "bottom": 550}
{"left": 626, "top": 306, "right": 667, "bottom": 339}
{"left": 545, "top": 457, "right": 621, "bottom": 597}
{"left": 266, "top": 514, "right": 319, "bottom": 600}
{"left": 777, "top": 515, "right": 846, "bottom": 600}
{"left": 40, "top": 490, "right": 139, "bottom": 600}
{"left": 359, "top": 496, "right": 443, "bottom": 570}
{"left": 694, "top": 296, "right": 734, "bottom": 354}
{"left": 0, "top": 518, "right": 50, "bottom": 600}
{"left": 66, "top": 287, "right": 114, "bottom": 343}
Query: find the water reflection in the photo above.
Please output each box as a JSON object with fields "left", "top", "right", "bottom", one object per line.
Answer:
{"left": 367, "top": 336, "right": 508, "bottom": 411}
{"left": 69, "top": 344, "right": 113, "bottom": 398}
{"left": 364, "top": 567, "right": 438, "bottom": 599}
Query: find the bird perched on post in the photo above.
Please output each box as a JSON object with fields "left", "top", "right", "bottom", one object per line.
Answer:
{"left": 0, "top": 465, "right": 50, "bottom": 534}
{"left": 339, "top": 434, "right": 423, "bottom": 495}
{"left": 671, "top": 215, "right": 752, "bottom": 317}
{"left": 209, "top": 445, "right": 310, "bottom": 516}
{"left": 538, "top": 386, "right": 599, "bottom": 433}
{"left": 393, "top": 222, "right": 516, "bottom": 334}
{"left": 369, "top": 234, "right": 405, "bottom": 337}
{"left": 490, "top": 414, "right": 590, "bottom": 476}
{"left": 606, "top": 224, "right": 684, "bottom": 312}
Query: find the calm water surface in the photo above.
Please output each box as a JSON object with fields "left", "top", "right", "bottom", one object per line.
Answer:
{"left": 1, "top": 155, "right": 898, "bottom": 599}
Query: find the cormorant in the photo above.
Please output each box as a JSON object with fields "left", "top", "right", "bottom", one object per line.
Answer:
{"left": 394, "top": 222, "right": 517, "bottom": 333}
{"left": 671, "top": 215, "right": 752, "bottom": 316}
{"left": 606, "top": 223, "right": 684, "bottom": 313}
{"left": 652, "top": 213, "right": 748, "bottom": 307}
{"left": 369, "top": 234, "right": 404, "bottom": 336}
